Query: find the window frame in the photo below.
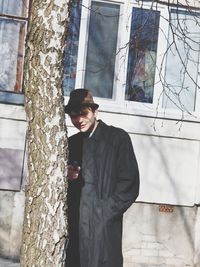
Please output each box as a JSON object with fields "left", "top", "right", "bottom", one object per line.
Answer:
{"left": 161, "top": 8, "right": 200, "bottom": 115}
{"left": 0, "top": 0, "right": 30, "bottom": 105}
{"left": 66, "top": 0, "right": 200, "bottom": 122}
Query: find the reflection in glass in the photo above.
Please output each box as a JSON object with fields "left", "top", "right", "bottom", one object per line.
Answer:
{"left": 0, "top": 19, "right": 26, "bottom": 92}
{"left": 84, "top": 1, "right": 120, "bottom": 98}
{"left": 0, "top": 0, "right": 29, "bottom": 17}
{"left": 63, "top": 1, "right": 82, "bottom": 96}
{"left": 163, "top": 10, "right": 200, "bottom": 112}
{"left": 125, "top": 8, "right": 160, "bottom": 103}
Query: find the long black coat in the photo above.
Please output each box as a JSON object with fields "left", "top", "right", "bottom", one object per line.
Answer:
{"left": 66, "top": 120, "right": 139, "bottom": 267}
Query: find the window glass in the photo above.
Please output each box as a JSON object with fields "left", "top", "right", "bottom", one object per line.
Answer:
{"left": 163, "top": 10, "right": 200, "bottom": 112}
{"left": 0, "top": 0, "right": 28, "bottom": 17}
{"left": 63, "top": 1, "right": 82, "bottom": 96}
{"left": 0, "top": 19, "right": 26, "bottom": 92}
{"left": 125, "top": 8, "right": 160, "bottom": 103}
{"left": 0, "top": 0, "right": 29, "bottom": 104}
{"left": 84, "top": 1, "right": 120, "bottom": 98}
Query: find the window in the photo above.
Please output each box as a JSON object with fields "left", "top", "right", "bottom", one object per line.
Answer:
{"left": 84, "top": 1, "right": 120, "bottom": 98}
{"left": 125, "top": 8, "right": 160, "bottom": 103}
{"left": 163, "top": 9, "right": 200, "bottom": 112}
{"left": 0, "top": 0, "right": 29, "bottom": 104}
{"left": 64, "top": 0, "right": 82, "bottom": 96}
{"left": 63, "top": 0, "right": 200, "bottom": 119}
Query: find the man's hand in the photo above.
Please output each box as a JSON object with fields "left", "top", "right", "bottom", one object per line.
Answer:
{"left": 67, "top": 163, "right": 81, "bottom": 180}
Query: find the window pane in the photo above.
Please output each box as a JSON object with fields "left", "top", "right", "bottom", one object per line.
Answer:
{"left": 0, "top": 0, "right": 29, "bottom": 17}
{"left": 84, "top": 1, "right": 120, "bottom": 98}
{"left": 63, "top": 1, "right": 82, "bottom": 96}
{"left": 163, "top": 10, "right": 200, "bottom": 112}
{"left": 125, "top": 8, "right": 160, "bottom": 103}
{"left": 0, "top": 18, "right": 26, "bottom": 92}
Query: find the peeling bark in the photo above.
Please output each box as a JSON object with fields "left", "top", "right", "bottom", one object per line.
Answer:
{"left": 20, "top": 1, "right": 71, "bottom": 266}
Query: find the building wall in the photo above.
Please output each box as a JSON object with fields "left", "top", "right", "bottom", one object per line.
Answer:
{"left": 0, "top": 191, "right": 25, "bottom": 260}
{"left": 123, "top": 202, "right": 197, "bottom": 267}
{"left": 0, "top": 106, "right": 26, "bottom": 260}
{"left": 0, "top": 105, "right": 200, "bottom": 266}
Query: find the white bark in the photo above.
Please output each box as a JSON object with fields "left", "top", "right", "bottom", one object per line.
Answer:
{"left": 20, "top": 0, "right": 70, "bottom": 266}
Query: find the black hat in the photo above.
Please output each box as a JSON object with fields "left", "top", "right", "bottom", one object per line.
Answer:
{"left": 65, "top": 89, "right": 99, "bottom": 114}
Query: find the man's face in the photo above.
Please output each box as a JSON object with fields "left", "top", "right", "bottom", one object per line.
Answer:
{"left": 69, "top": 107, "right": 98, "bottom": 133}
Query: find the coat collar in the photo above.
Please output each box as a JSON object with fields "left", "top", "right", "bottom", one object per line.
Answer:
{"left": 81, "top": 120, "right": 108, "bottom": 141}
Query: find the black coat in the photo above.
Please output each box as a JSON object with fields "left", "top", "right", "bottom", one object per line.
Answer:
{"left": 66, "top": 120, "right": 139, "bottom": 267}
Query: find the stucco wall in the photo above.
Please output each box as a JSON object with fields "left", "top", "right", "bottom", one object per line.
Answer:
{"left": 0, "top": 191, "right": 25, "bottom": 260}
{"left": 0, "top": 195, "right": 198, "bottom": 267}
{"left": 0, "top": 106, "right": 200, "bottom": 265}
{"left": 123, "top": 202, "right": 196, "bottom": 267}
{"left": 0, "top": 112, "right": 26, "bottom": 261}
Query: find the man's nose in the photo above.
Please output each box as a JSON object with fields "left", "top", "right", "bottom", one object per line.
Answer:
{"left": 77, "top": 116, "right": 83, "bottom": 122}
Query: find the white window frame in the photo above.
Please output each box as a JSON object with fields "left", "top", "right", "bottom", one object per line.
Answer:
{"left": 66, "top": 0, "right": 200, "bottom": 122}
{"left": 159, "top": 7, "right": 200, "bottom": 119}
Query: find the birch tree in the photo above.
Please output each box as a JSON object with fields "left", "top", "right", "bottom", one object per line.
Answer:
{"left": 20, "top": 0, "right": 71, "bottom": 266}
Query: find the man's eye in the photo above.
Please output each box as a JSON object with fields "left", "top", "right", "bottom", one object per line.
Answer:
{"left": 70, "top": 115, "right": 78, "bottom": 119}
{"left": 70, "top": 111, "right": 88, "bottom": 119}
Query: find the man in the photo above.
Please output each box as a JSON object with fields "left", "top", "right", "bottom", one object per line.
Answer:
{"left": 65, "top": 89, "right": 139, "bottom": 267}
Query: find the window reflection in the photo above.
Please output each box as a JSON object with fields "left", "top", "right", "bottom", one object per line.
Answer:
{"left": 63, "top": 1, "right": 82, "bottom": 96}
{"left": 0, "top": 0, "right": 28, "bottom": 17}
{"left": 0, "top": 19, "right": 26, "bottom": 92}
{"left": 163, "top": 10, "right": 200, "bottom": 112}
{"left": 0, "top": 0, "right": 28, "bottom": 101}
{"left": 84, "top": 1, "right": 120, "bottom": 98}
{"left": 125, "top": 8, "right": 160, "bottom": 103}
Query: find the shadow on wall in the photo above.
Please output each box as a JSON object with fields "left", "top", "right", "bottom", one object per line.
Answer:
{"left": 123, "top": 120, "right": 198, "bottom": 266}
{"left": 0, "top": 148, "right": 26, "bottom": 191}
{"left": 0, "top": 146, "right": 27, "bottom": 260}
{"left": 146, "top": 132, "right": 195, "bottom": 255}
{"left": 0, "top": 190, "right": 25, "bottom": 260}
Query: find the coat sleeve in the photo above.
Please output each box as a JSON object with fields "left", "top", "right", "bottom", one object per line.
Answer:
{"left": 102, "top": 130, "right": 140, "bottom": 218}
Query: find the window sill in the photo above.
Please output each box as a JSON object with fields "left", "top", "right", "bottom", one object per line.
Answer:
{"left": 64, "top": 95, "right": 200, "bottom": 122}
{"left": 0, "top": 103, "right": 26, "bottom": 121}
{"left": 0, "top": 91, "right": 24, "bottom": 105}
{"left": 93, "top": 98, "right": 200, "bottom": 123}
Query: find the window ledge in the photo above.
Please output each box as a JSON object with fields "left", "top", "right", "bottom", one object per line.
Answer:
{"left": 96, "top": 101, "right": 200, "bottom": 123}
{"left": 0, "top": 103, "right": 26, "bottom": 121}
{"left": 65, "top": 95, "right": 200, "bottom": 123}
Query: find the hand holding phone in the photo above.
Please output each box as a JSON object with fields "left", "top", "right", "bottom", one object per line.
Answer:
{"left": 67, "top": 161, "right": 81, "bottom": 180}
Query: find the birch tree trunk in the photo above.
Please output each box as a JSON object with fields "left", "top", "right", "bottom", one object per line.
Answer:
{"left": 20, "top": 0, "right": 70, "bottom": 266}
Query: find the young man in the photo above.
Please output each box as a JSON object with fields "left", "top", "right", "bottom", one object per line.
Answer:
{"left": 65, "top": 89, "right": 140, "bottom": 267}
